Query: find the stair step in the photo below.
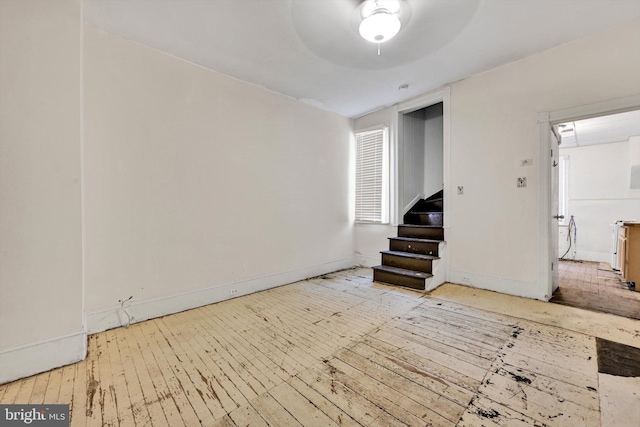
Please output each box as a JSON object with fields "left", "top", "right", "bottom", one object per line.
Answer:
{"left": 404, "top": 212, "right": 443, "bottom": 226}
{"left": 381, "top": 250, "right": 439, "bottom": 261}
{"left": 381, "top": 250, "right": 437, "bottom": 273}
{"left": 412, "top": 198, "right": 443, "bottom": 212}
{"left": 373, "top": 265, "right": 432, "bottom": 278}
{"left": 373, "top": 265, "right": 431, "bottom": 290}
{"left": 389, "top": 237, "right": 441, "bottom": 256}
{"left": 398, "top": 224, "right": 445, "bottom": 240}
{"left": 390, "top": 237, "right": 444, "bottom": 243}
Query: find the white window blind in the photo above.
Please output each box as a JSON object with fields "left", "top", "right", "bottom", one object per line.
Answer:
{"left": 558, "top": 156, "right": 568, "bottom": 225}
{"left": 355, "top": 128, "right": 386, "bottom": 222}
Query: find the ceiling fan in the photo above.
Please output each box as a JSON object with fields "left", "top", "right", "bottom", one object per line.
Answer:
{"left": 356, "top": 0, "right": 406, "bottom": 55}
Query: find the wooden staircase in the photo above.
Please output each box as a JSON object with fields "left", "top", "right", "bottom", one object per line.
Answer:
{"left": 373, "top": 191, "right": 444, "bottom": 290}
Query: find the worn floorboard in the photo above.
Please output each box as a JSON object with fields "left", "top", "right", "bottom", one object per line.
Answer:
{"left": 2, "top": 267, "right": 639, "bottom": 426}
{"left": 551, "top": 260, "right": 640, "bottom": 319}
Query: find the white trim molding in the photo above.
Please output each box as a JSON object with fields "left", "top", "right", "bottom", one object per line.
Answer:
{"left": 355, "top": 254, "right": 381, "bottom": 267}
{"left": 87, "top": 258, "right": 356, "bottom": 334}
{"left": 389, "top": 105, "right": 400, "bottom": 225}
{"left": 449, "top": 269, "right": 543, "bottom": 300}
{"left": 396, "top": 86, "right": 451, "bottom": 227}
{"left": 397, "top": 87, "right": 451, "bottom": 115}
{"left": 537, "top": 111, "right": 553, "bottom": 299}
{"left": 396, "top": 86, "right": 451, "bottom": 284}
{"left": 0, "top": 330, "right": 86, "bottom": 384}
{"left": 549, "top": 94, "right": 640, "bottom": 123}
{"left": 537, "top": 94, "right": 640, "bottom": 300}
{"left": 562, "top": 251, "right": 611, "bottom": 264}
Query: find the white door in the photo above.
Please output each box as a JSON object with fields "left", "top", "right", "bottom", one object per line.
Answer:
{"left": 550, "top": 129, "right": 561, "bottom": 293}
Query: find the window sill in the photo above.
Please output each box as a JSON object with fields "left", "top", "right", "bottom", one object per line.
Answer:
{"left": 355, "top": 221, "right": 390, "bottom": 226}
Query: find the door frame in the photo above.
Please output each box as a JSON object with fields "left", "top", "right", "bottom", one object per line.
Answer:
{"left": 537, "top": 94, "right": 640, "bottom": 300}
{"left": 394, "top": 87, "right": 451, "bottom": 284}
{"left": 395, "top": 87, "right": 451, "bottom": 228}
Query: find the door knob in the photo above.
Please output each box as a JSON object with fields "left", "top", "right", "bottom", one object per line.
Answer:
{"left": 553, "top": 215, "right": 564, "bottom": 219}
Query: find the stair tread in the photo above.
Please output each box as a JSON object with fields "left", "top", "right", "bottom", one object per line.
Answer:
{"left": 373, "top": 265, "right": 433, "bottom": 279}
{"left": 381, "top": 250, "right": 440, "bottom": 260}
{"left": 407, "top": 211, "right": 443, "bottom": 215}
{"left": 398, "top": 224, "right": 443, "bottom": 229}
{"left": 389, "top": 237, "right": 445, "bottom": 243}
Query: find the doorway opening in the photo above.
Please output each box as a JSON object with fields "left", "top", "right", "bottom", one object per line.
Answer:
{"left": 379, "top": 88, "right": 450, "bottom": 290}
{"left": 400, "top": 102, "right": 444, "bottom": 210}
{"left": 552, "top": 260, "right": 639, "bottom": 319}
{"left": 541, "top": 101, "right": 640, "bottom": 319}
{"left": 394, "top": 88, "right": 450, "bottom": 227}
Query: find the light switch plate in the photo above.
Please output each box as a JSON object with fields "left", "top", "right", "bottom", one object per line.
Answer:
{"left": 517, "top": 177, "right": 527, "bottom": 188}
{"left": 457, "top": 186, "right": 464, "bottom": 195}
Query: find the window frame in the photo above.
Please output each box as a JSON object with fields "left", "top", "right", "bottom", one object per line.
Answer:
{"left": 354, "top": 126, "right": 389, "bottom": 224}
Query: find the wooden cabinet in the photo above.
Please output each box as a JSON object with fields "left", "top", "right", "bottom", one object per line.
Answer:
{"left": 619, "top": 223, "right": 640, "bottom": 290}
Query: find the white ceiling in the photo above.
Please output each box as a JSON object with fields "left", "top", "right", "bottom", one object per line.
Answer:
{"left": 83, "top": 0, "right": 640, "bottom": 118}
{"left": 558, "top": 110, "right": 640, "bottom": 148}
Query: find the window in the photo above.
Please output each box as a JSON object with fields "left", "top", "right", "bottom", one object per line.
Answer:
{"left": 355, "top": 127, "right": 388, "bottom": 223}
{"left": 558, "top": 156, "right": 569, "bottom": 225}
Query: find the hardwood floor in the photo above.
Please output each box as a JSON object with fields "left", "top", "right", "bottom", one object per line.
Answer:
{"left": 551, "top": 260, "right": 640, "bottom": 319}
{"left": 1, "top": 268, "right": 639, "bottom": 426}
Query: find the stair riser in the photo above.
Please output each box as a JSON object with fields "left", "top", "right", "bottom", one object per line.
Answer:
{"left": 398, "top": 226, "right": 444, "bottom": 240}
{"left": 389, "top": 240, "right": 439, "bottom": 256}
{"left": 382, "top": 254, "right": 433, "bottom": 273}
{"left": 373, "top": 270, "right": 425, "bottom": 290}
{"left": 404, "top": 212, "right": 443, "bottom": 226}
{"left": 415, "top": 200, "right": 443, "bottom": 212}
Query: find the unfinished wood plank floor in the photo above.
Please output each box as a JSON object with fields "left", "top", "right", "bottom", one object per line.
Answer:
{"left": 1, "top": 267, "right": 639, "bottom": 426}
{"left": 551, "top": 260, "right": 640, "bottom": 320}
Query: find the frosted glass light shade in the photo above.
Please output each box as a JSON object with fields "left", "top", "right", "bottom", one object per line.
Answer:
{"left": 359, "top": 12, "right": 401, "bottom": 43}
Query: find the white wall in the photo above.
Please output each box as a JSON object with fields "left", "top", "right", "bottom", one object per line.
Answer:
{"left": 83, "top": 26, "right": 354, "bottom": 332}
{"left": 354, "top": 106, "right": 397, "bottom": 266}
{"left": 449, "top": 19, "right": 640, "bottom": 299}
{"left": 631, "top": 135, "right": 640, "bottom": 189}
{"left": 402, "top": 110, "right": 425, "bottom": 211}
{"left": 424, "top": 103, "right": 444, "bottom": 199}
{"left": 559, "top": 139, "right": 640, "bottom": 263}
{"left": 0, "top": 0, "right": 84, "bottom": 383}
{"left": 355, "top": 19, "right": 640, "bottom": 299}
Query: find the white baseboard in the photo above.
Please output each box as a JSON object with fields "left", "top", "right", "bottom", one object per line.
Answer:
{"left": 87, "top": 258, "right": 356, "bottom": 334}
{"left": 561, "top": 251, "right": 611, "bottom": 264}
{"left": 355, "top": 254, "right": 381, "bottom": 267}
{"left": 0, "top": 330, "right": 86, "bottom": 384}
{"left": 449, "top": 269, "right": 543, "bottom": 300}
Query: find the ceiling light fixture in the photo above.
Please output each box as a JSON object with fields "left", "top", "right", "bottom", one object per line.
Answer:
{"left": 559, "top": 123, "right": 575, "bottom": 133}
{"left": 359, "top": 0, "right": 402, "bottom": 53}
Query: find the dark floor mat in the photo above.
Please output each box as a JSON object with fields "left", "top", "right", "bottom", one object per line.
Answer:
{"left": 596, "top": 337, "right": 640, "bottom": 377}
